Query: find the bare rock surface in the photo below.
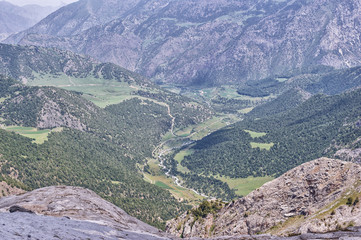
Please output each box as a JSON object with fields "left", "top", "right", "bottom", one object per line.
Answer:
{"left": 0, "top": 185, "right": 172, "bottom": 239}
{"left": 167, "top": 158, "right": 361, "bottom": 238}
{"left": 0, "top": 212, "right": 169, "bottom": 240}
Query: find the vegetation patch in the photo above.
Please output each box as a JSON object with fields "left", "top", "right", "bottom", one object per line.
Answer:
{"left": 191, "top": 200, "right": 224, "bottom": 219}
{"left": 238, "top": 107, "right": 254, "bottom": 114}
{"left": 244, "top": 129, "right": 267, "bottom": 138}
{"left": 155, "top": 181, "right": 173, "bottom": 189}
{"left": 250, "top": 142, "right": 274, "bottom": 150}
{"left": 2, "top": 126, "right": 62, "bottom": 144}
{"left": 144, "top": 172, "right": 204, "bottom": 204}
{"left": 174, "top": 150, "right": 193, "bottom": 173}
{"left": 29, "top": 73, "right": 139, "bottom": 108}
{"left": 215, "top": 175, "right": 274, "bottom": 196}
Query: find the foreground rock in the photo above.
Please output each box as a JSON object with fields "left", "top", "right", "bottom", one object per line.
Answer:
{"left": 167, "top": 158, "right": 361, "bottom": 238}
{"left": 0, "top": 186, "right": 172, "bottom": 239}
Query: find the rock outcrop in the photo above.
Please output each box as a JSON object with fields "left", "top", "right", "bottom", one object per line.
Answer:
{"left": 167, "top": 158, "right": 361, "bottom": 238}
{"left": 0, "top": 185, "right": 172, "bottom": 239}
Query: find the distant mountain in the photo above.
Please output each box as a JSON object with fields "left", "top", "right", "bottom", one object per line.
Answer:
{"left": 167, "top": 158, "right": 361, "bottom": 238}
{"left": 5, "top": 0, "right": 361, "bottom": 86}
{"left": 5, "top": 0, "right": 142, "bottom": 42}
{"left": 0, "top": 1, "right": 56, "bottom": 40}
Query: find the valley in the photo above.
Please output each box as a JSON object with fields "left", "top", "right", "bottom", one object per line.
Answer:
{"left": 0, "top": 0, "right": 360, "bottom": 239}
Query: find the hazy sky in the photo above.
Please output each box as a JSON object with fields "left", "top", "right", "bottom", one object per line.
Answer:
{"left": 4, "top": 0, "right": 78, "bottom": 7}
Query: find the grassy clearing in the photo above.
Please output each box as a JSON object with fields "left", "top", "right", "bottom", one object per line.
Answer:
{"left": 275, "top": 77, "right": 289, "bottom": 82}
{"left": 143, "top": 157, "right": 204, "bottom": 204}
{"left": 244, "top": 130, "right": 267, "bottom": 138}
{"left": 174, "top": 149, "right": 193, "bottom": 173}
{"left": 189, "top": 116, "right": 228, "bottom": 140}
{"left": 2, "top": 126, "right": 62, "bottom": 144}
{"left": 250, "top": 142, "right": 274, "bottom": 150}
{"left": 174, "top": 126, "right": 193, "bottom": 137}
{"left": 238, "top": 107, "right": 254, "bottom": 114}
{"left": 155, "top": 181, "right": 173, "bottom": 189}
{"left": 28, "top": 73, "right": 141, "bottom": 108}
{"left": 215, "top": 175, "right": 274, "bottom": 196}
{"left": 144, "top": 172, "right": 204, "bottom": 204}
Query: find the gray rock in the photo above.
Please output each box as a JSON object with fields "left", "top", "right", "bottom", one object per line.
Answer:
{"left": 0, "top": 185, "right": 173, "bottom": 239}
{"left": 167, "top": 158, "right": 361, "bottom": 238}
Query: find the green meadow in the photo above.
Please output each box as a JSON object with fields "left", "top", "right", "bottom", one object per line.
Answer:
{"left": 3, "top": 126, "right": 63, "bottom": 144}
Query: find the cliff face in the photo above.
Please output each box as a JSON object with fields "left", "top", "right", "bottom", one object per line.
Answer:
{"left": 0, "top": 186, "right": 171, "bottom": 239}
{"left": 166, "top": 158, "right": 361, "bottom": 238}
{"left": 6, "top": 0, "right": 361, "bottom": 85}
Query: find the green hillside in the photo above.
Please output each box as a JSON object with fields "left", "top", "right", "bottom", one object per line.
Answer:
{"left": 178, "top": 88, "right": 361, "bottom": 180}
{"left": 0, "top": 74, "right": 214, "bottom": 229}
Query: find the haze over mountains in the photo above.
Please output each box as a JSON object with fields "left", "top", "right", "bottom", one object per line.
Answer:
{"left": 0, "top": 1, "right": 57, "bottom": 41}
{"left": 5, "top": 0, "right": 361, "bottom": 85}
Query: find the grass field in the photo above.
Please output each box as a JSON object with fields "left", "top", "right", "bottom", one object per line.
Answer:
{"left": 244, "top": 129, "right": 267, "bottom": 138}
{"left": 3, "top": 126, "right": 62, "bottom": 144}
{"left": 188, "top": 116, "right": 229, "bottom": 140}
{"left": 174, "top": 149, "right": 193, "bottom": 173}
{"left": 238, "top": 107, "right": 254, "bottom": 114}
{"left": 250, "top": 142, "right": 274, "bottom": 150}
{"left": 28, "top": 73, "right": 139, "bottom": 108}
{"left": 144, "top": 157, "right": 204, "bottom": 204}
{"left": 215, "top": 175, "right": 274, "bottom": 196}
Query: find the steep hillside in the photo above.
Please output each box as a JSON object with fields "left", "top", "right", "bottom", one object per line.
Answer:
{"left": 174, "top": 88, "right": 361, "bottom": 183}
{"left": 6, "top": 0, "right": 361, "bottom": 85}
{"left": 0, "top": 2, "right": 56, "bottom": 40}
{"left": 5, "top": 0, "right": 142, "bottom": 42}
{"left": 0, "top": 186, "right": 172, "bottom": 239}
{"left": 0, "top": 73, "right": 213, "bottom": 228}
{"left": 244, "top": 88, "right": 311, "bottom": 119}
{"left": 167, "top": 158, "right": 361, "bottom": 238}
{"left": 0, "top": 44, "right": 212, "bottom": 128}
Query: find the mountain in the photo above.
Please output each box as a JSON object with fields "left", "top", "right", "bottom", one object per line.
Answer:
{"left": 4, "top": 0, "right": 142, "bottom": 42}
{"left": 0, "top": 185, "right": 172, "bottom": 239}
{"left": 166, "top": 158, "right": 361, "bottom": 238}
{"left": 0, "top": 1, "right": 56, "bottom": 41}
{"left": 5, "top": 0, "right": 361, "bottom": 86}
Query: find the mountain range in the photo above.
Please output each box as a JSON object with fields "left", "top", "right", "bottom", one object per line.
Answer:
{"left": 0, "top": 0, "right": 361, "bottom": 238}
{"left": 5, "top": 0, "right": 361, "bottom": 86}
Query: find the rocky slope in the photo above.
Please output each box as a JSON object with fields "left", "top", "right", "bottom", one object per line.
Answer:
{"left": 0, "top": 185, "right": 172, "bottom": 239}
{"left": 5, "top": 0, "right": 361, "bottom": 85}
{"left": 166, "top": 158, "right": 361, "bottom": 238}
{"left": 0, "top": 2, "right": 56, "bottom": 41}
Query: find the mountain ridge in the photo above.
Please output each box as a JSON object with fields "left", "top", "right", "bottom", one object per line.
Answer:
{"left": 5, "top": 0, "right": 361, "bottom": 86}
